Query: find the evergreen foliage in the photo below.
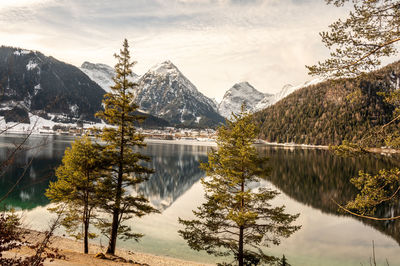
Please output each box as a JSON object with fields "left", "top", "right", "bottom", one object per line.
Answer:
{"left": 307, "top": 0, "right": 400, "bottom": 78}
{"left": 345, "top": 168, "right": 400, "bottom": 220}
{"left": 279, "top": 255, "right": 290, "bottom": 266}
{"left": 95, "top": 39, "right": 157, "bottom": 255}
{"left": 178, "top": 105, "right": 300, "bottom": 266}
{"left": 254, "top": 60, "right": 400, "bottom": 146}
{"left": 45, "top": 136, "right": 102, "bottom": 254}
{"left": 306, "top": 0, "right": 400, "bottom": 221}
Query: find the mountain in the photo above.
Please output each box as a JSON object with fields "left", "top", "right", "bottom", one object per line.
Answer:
{"left": 80, "top": 61, "right": 139, "bottom": 92}
{"left": 254, "top": 60, "right": 400, "bottom": 146}
{"left": 135, "top": 60, "right": 224, "bottom": 127}
{"left": 0, "top": 46, "right": 106, "bottom": 123}
{"left": 253, "top": 79, "right": 323, "bottom": 112}
{"left": 217, "top": 79, "right": 323, "bottom": 118}
{"left": 218, "top": 82, "right": 269, "bottom": 118}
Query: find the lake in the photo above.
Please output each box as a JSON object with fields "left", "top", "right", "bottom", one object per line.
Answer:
{"left": 1, "top": 134, "right": 400, "bottom": 265}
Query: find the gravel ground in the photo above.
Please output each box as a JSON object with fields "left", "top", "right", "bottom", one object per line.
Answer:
{"left": 4, "top": 230, "right": 212, "bottom": 266}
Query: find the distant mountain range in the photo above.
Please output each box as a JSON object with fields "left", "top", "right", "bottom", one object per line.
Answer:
{"left": 5, "top": 44, "right": 396, "bottom": 144}
{"left": 0, "top": 46, "right": 224, "bottom": 128}
{"left": 81, "top": 60, "right": 224, "bottom": 127}
{"left": 218, "top": 79, "right": 323, "bottom": 118}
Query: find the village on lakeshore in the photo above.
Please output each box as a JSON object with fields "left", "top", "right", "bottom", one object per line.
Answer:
{"left": 0, "top": 120, "right": 218, "bottom": 142}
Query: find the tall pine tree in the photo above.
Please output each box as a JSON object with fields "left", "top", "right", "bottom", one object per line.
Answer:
{"left": 46, "top": 136, "right": 102, "bottom": 254}
{"left": 95, "top": 39, "right": 157, "bottom": 255}
{"left": 178, "top": 105, "right": 300, "bottom": 266}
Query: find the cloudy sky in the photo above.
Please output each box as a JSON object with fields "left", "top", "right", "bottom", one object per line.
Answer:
{"left": 0, "top": 0, "right": 355, "bottom": 100}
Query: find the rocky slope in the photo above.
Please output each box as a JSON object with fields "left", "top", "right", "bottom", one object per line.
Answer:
{"left": 0, "top": 46, "right": 106, "bottom": 123}
{"left": 135, "top": 61, "right": 224, "bottom": 127}
{"left": 218, "top": 79, "right": 323, "bottom": 118}
{"left": 218, "top": 82, "right": 269, "bottom": 118}
{"left": 80, "top": 61, "right": 139, "bottom": 92}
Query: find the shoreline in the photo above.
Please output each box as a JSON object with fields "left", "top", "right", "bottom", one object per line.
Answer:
{"left": 4, "top": 131, "right": 400, "bottom": 154}
{"left": 5, "top": 229, "right": 212, "bottom": 266}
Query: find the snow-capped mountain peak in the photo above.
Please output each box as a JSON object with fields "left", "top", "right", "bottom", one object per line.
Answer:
{"left": 135, "top": 61, "right": 223, "bottom": 126}
{"left": 149, "top": 60, "right": 180, "bottom": 75}
{"left": 218, "top": 82, "right": 268, "bottom": 118}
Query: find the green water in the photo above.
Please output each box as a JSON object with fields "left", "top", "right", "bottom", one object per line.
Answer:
{"left": 1, "top": 135, "right": 400, "bottom": 265}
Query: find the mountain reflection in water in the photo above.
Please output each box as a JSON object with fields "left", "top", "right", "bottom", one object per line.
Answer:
{"left": 0, "top": 136, "right": 210, "bottom": 211}
{"left": 1, "top": 135, "right": 400, "bottom": 257}
{"left": 136, "top": 143, "right": 209, "bottom": 210}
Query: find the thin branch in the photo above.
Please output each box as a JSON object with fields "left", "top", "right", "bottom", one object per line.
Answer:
{"left": 0, "top": 127, "right": 34, "bottom": 171}
{"left": 374, "top": 185, "right": 400, "bottom": 205}
{"left": 0, "top": 155, "right": 35, "bottom": 204}
{"left": 332, "top": 199, "right": 400, "bottom": 221}
{"left": 342, "top": 37, "right": 400, "bottom": 71}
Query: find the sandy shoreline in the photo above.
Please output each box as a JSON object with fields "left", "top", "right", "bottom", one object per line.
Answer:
{"left": 4, "top": 230, "right": 212, "bottom": 266}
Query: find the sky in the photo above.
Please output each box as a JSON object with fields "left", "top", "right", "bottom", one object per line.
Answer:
{"left": 0, "top": 0, "right": 357, "bottom": 101}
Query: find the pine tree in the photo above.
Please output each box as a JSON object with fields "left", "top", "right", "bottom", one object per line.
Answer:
{"left": 95, "top": 39, "right": 157, "bottom": 255}
{"left": 178, "top": 105, "right": 300, "bottom": 266}
{"left": 279, "top": 254, "right": 291, "bottom": 266}
{"left": 307, "top": 0, "right": 400, "bottom": 221}
{"left": 307, "top": 0, "right": 400, "bottom": 78}
{"left": 46, "top": 136, "right": 102, "bottom": 254}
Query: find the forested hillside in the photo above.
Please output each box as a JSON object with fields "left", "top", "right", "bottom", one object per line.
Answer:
{"left": 254, "top": 60, "right": 400, "bottom": 146}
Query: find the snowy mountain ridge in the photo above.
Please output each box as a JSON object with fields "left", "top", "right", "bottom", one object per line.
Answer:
{"left": 218, "top": 82, "right": 269, "bottom": 118}
{"left": 81, "top": 58, "right": 324, "bottom": 121}
{"left": 218, "top": 79, "right": 323, "bottom": 118}
{"left": 253, "top": 78, "right": 324, "bottom": 112}
{"left": 135, "top": 61, "right": 223, "bottom": 126}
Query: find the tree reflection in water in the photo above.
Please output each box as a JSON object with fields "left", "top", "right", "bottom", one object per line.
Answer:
{"left": 2, "top": 136, "right": 400, "bottom": 249}
{"left": 259, "top": 146, "right": 400, "bottom": 246}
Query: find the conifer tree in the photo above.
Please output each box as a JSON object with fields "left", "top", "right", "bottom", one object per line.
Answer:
{"left": 307, "top": 0, "right": 400, "bottom": 78}
{"left": 46, "top": 136, "right": 101, "bottom": 254}
{"left": 279, "top": 255, "right": 291, "bottom": 266}
{"left": 307, "top": 0, "right": 400, "bottom": 221}
{"left": 95, "top": 39, "right": 157, "bottom": 255}
{"left": 178, "top": 105, "right": 300, "bottom": 266}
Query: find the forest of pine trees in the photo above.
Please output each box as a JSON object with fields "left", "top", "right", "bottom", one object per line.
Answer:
{"left": 254, "top": 60, "right": 400, "bottom": 146}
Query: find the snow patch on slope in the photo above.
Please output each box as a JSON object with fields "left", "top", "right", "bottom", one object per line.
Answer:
{"left": 218, "top": 82, "right": 268, "bottom": 118}
{"left": 13, "top": 49, "right": 31, "bottom": 56}
{"left": 26, "top": 60, "right": 38, "bottom": 71}
{"left": 135, "top": 60, "right": 221, "bottom": 125}
{"left": 80, "top": 61, "right": 138, "bottom": 92}
{"left": 253, "top": 78, "right": 324, "bottom": 112}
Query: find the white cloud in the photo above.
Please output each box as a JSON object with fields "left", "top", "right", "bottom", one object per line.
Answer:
{"left": 0, "top": 0, "right": 363, "bottom": 100}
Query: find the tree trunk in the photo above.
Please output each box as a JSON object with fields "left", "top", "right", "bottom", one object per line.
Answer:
{"left": 84, "top": 217, "right": 89, "bottom": 254}
{"left": 238, "top": 225, "right": 244, "bottom": 266}
{"left": 238, "top": 177, "right": 245, "bottom": 266}
{"left": 106, "top": 172, "right": 122, "bottom": 255}
{"left": 107, "top": 109, "right": 125, "bottom": 255}
{"left": 84, "top": 175, "right": 89, "bottom": 254}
